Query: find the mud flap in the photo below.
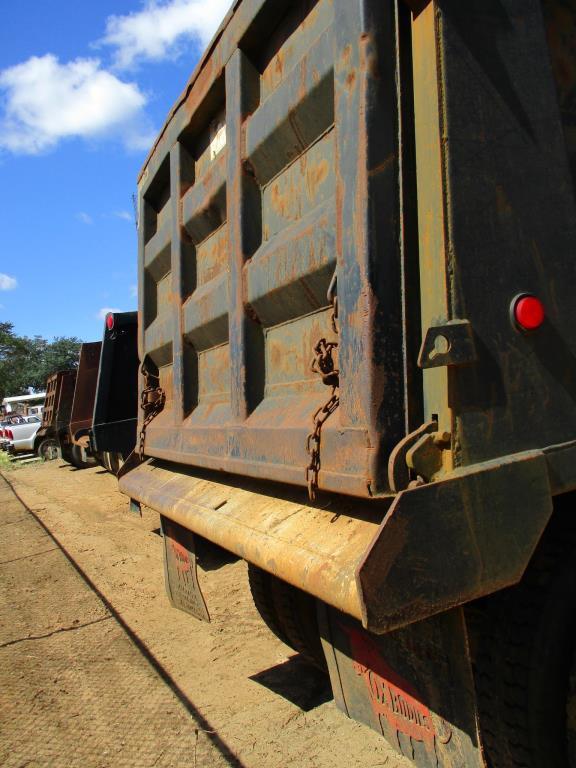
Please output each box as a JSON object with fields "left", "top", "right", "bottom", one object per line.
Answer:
{"left": 160, "top": 516, "right": 210, "bottom": 622}
{"left": 319, "top": 604, "right": 484, "bottom": 768}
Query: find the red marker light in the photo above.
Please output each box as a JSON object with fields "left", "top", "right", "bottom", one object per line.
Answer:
{"left": 512, "top": 294, "right": 545, "bottom": 331}
{"left": 106, "top": 313, "right": 115, "bottom": 331}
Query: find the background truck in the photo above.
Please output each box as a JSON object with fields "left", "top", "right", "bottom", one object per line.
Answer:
{"left": 34, "top": 369, "right": 77, "bottom": 462}
{"left": 65, "top": 341, "right": 102, "bottom": 469}
{"left": 119, "top": 1, "right": 576, "bottom": 766}
{"left": 90, "top": 311, "right": 139, "bottom": 475}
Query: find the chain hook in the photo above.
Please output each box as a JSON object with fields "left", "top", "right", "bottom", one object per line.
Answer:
{"left": 138, "top": 360, "right": 166, "bottom": 461}
{"left": 305, "top": 270, "right": 339, "bottom": 501}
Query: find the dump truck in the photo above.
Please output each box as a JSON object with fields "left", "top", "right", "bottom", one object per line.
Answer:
{"left": 119, "top": 1, "right": 576, "bottom": 765}
{"left": 34, "top": 370, "right": 77, "bottom": 461}
{"left": 90, "top": 311, "right": 139, "bottom": 474}
{"left": 64, "top": 341, "right": 102, "bottom": 469}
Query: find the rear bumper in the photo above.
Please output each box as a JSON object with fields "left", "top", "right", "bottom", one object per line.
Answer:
{"left": 120, "top": 440, "right": 576, "bottom": 633}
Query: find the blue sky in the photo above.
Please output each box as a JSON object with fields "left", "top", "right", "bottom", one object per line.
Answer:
{"left": 0, "top": 0, "right": 231, "bottom": 342}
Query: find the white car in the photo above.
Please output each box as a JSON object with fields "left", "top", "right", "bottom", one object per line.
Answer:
{"left": 1, "top": 416, "right": 42, "bottom": 454}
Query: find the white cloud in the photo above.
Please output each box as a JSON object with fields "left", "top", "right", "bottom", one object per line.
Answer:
{"left": 0, "top": 54, "right": 155, "bottom": 155}
{"left": 129, "top": 284, "right": 138, "bottom": 298}
{"left": 0, "top": 273, "right": 17, "bottom": 291}
{"left": 97, "top": 307, "right": 122, "bottom": 320}
{"left": 114, "top": 210, "right": 133, "bottom": 222}
{"left": 77, "top": 212, "right": 93, "bottom": 225}
{"left": 100, "top": 0, "right": 231, "bottom": 69}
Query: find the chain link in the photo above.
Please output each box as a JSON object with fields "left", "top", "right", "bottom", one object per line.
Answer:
{"left": 138, "top": 362, "right": 166, "bottom": 461}
{"left": 305, "top": 275, "right": 339, "bottom": 501}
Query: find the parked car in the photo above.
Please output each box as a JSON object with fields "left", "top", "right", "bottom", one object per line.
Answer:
{"left": 0, "top": 415, "right": 34, "bottom": 444}
{"left": 1, "top": 416, "right": 41, "bottom": 455}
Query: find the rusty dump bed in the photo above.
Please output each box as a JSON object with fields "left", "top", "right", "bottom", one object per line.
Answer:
{"left": 134, "top": 0, "right": 576, "bottom": 498}
{"left": 124, "top": 0, "right": 576, "bottom": 629}
{"left": 41, "top": 370, "right": 77, "bottom": 431}
{"left": 69, "top": 342, "right": 102, "bottom": 444}
{"left": 136, "top": 0, "right": 421, "bottom": 498}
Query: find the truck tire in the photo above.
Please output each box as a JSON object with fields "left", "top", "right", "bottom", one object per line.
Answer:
{"left": 101, "top": 451, "right": 117, "bottom": 473}
{"left": 247, "top": 564, "right": 326, "bottom": 670}
{"left": 101, "top": 451, "right": 112, "bottom": 472}
{"left": 70, "top": 444, "right": 97, "bottom": 470}
{"left": 248, "top": 564, "right": 292, "bottom": 649}
{"left": 36, "top": 438, "right": 60, "bottom": 461}
{"left": 467, "top": 498, "right": 576, "bottom": 768}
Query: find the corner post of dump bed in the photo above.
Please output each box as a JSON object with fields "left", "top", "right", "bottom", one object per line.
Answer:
{"left": 136, "top": 180, "right": 147, "bottom": 440}
{"left": 170, "top": 141, "right": 196, "bottom": 424}
{"left": 226, "top": 50, "right": 262, "bottom": 423}
{"left": 333, "top": 0, "right": 406, "bottom": 493}
{"left": 411, "top": 2, "right": 452, "bottom": 449}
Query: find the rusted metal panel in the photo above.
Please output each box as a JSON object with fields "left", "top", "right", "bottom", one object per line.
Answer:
{"left": 136, "top": 0, "right": 416, "bottom": 498}
{"left": 119, "top": 459, "right": 384, "bottom": 621}
{"left": 425, "top": 0, "right": 576, "bottom": 467}
{"left": 320, "top": 605, "right": 484, "bottom": 767}
{"left": 69, "top": 342, "right": 102, "bottom": 445}
{"left": 39, "top": 370, "right": 77, "bottom": 432}
{"left": 357, "top": 450, "right": 553, "bottom": 634}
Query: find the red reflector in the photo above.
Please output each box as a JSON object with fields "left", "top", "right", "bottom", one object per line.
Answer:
{"left": 6, "top": 429, "right": 13, "bottom": 440}
{"left": 513, "top": 295, "right": 545, "bottom": 331}
{"left": 106, "top": 313, "right": 114, "bottom": 331}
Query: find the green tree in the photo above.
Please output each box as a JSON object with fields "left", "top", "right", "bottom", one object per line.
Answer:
{"left": 0, "top": 322, "right": 30, "bottom": 401}
{"left": 43, "top": 337, "right": 83, "bottom": 380}
{"left": 0, "top": 323, "right": 82, "bottom": 401}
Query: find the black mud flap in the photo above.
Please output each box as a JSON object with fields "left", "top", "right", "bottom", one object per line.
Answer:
{"left": 319, "top": 605, "right": 484, "bottom": 768}
{"left": 161, "top": 516, "right": 210, "bottom": 622}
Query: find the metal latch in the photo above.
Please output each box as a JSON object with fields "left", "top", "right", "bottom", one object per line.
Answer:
{"left": 418, "top": 320, "right": 477, "bottom": 370}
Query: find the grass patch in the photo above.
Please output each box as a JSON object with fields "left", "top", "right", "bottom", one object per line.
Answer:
{"left": 0, "top": 451, "right": 14, "bottom": 471}
{"left": 0, "top": 450, "right": 41, "bottom": 472}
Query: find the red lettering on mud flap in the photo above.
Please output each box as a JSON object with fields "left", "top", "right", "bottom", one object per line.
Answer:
{"left": 168, "top": 537, "right": 192, "bottom": 574}
{"left": 162, "top": 519, "right": 210, "bottom": 622}
{"left": 343, "top": 626, "right": 452, "bottom": 747}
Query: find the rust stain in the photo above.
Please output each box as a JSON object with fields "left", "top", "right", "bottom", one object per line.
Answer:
{"left": 346, "top": 70, "right": 357, "bottom": 92}
{"left": 306, "top": 158, "right": 329, "bottom": 200}
{"left": 341, "top": 44, "right": 352, "bottom": 67}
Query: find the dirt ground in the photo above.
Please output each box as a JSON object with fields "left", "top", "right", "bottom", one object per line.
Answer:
{"left": 0, "top": 460, "right": 411, "bottom": 768}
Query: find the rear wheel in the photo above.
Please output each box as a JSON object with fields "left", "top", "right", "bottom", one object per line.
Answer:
{"left": 467, "top": 496, "right": 576, "bottom": 768}
{"left": 36, "top": 438, "right": 60, "bottom": 461}
{"left": 70, "top": 444, "right": 97, "bottom": 469}
{"left": 247, "top": 564, "right": 326, "bottom": 669}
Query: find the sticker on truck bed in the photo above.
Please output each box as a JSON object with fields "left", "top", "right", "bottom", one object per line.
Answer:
{"left": 161, "top": 517, "right": 210, "bottom": 622}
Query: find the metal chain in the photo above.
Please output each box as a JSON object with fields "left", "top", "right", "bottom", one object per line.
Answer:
{"left": 305, "top": 275, "right": 339, "bottom": 501}
{"left": 138, "top": 362, "right": 166, "bottom": 461}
